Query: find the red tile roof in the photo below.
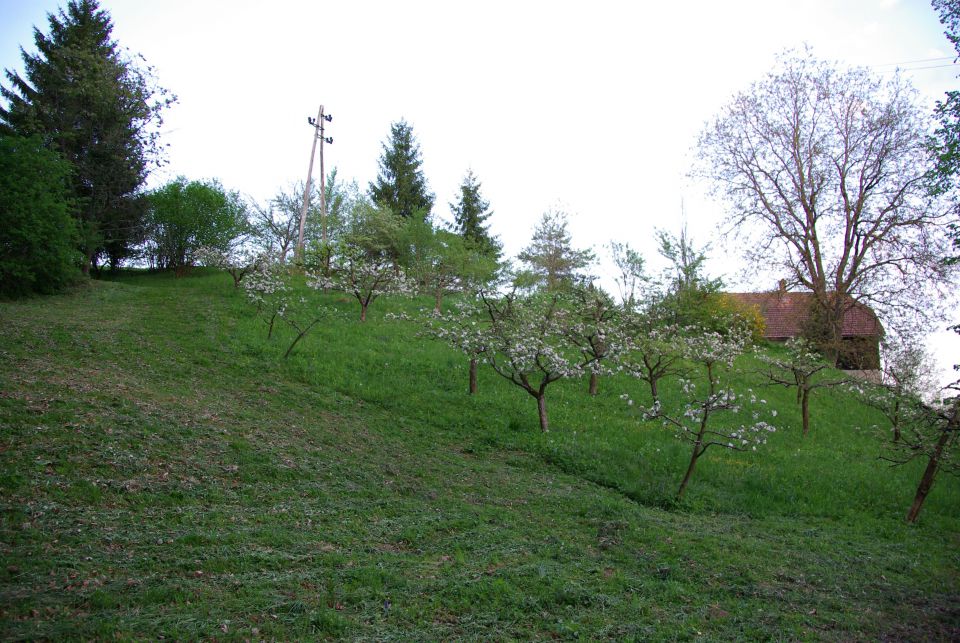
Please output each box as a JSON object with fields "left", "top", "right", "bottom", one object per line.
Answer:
{"left": 727, "top": 292, "right": 883, "bottom": 339}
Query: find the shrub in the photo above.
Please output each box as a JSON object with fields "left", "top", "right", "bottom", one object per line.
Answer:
{"left": 0, "top": 135, "right": 80, "bottom": 297}
{"left": 144, "top": 177, "right": 248, "bottom": 274}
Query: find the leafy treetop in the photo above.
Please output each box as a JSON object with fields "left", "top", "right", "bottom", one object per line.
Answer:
{"left": 0, "top": 0, "right": 173, "bottom": 271}
{"left": 450, "top": 169, "right": 501, "bottom": 261}
{"left": 369, "top": 119, "right": 434, "bottom": 221}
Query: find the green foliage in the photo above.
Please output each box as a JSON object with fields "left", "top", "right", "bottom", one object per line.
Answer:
{"left": 402, "top": 224, "right": 499, "bottom": 308}
{"left": 516, "top": 209, "right": 595, "bottom": 292}
{"left": 144, "top": 177, "right": 248, "bottom": 272}
{"left": 310, "top": 168, "right": 351, "bottom": 246}
{"left": 368, "top": 119, "right": 434, "bottom": 221}
{"left": 340, "top": 196, "right": 403, "bottom": 261}
{"left": 450, "top": 169, "right": 501, "bottom": 261}
{"left": 932, "top": 0, "right": 960, "bottom": 264}
{"left": 653, "top": 227, "right": 734, "bottom": 333}
{"left": 0, "top": 135, "right": 80, "bottom": 296}
{"left": 0, "top": 0, "right": 174, "bottom": 270}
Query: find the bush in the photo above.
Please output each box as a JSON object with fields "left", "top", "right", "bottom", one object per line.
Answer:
{"left": 0, "top": 135, "right": 80, "bottom": 297}
{"left": 144, "top": 177, "right": 248, "bottom": 273}
{"left": 713, "top": 293, "right": 766, "bottom": 341}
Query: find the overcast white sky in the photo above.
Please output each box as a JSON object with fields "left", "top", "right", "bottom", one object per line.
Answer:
{"left": 2, "top": 0, "right": 959, "bottom": 381}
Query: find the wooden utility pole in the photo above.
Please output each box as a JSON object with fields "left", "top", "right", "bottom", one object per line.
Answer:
{"left": 296, "top": 105, "right": 332, "bottom": 262}
{"left": 319, "top": 115, "right": 329, "bottom": 246}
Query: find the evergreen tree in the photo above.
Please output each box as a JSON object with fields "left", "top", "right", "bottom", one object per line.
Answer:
{"left": 369, "top": 119, "right": 434, "bottom": 221}
{"left": 450, "top": 169, "right": 501, "bottom": 260}
{"left": 517, "top": 209, "right": 595, "bottom": 292}
{"left": 0, "top": 0, "right": 173, "bottom": 273}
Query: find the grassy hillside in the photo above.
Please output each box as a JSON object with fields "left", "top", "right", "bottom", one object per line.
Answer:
{"left": 1, "top": 270, "right": 957, "bottom": 640}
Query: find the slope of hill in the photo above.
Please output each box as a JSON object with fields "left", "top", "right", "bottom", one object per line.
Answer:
{"left": 1, "top": 271, "right": 957, "bottom": 640}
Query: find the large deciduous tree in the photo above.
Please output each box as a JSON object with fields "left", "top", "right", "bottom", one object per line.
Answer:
{"left": 696, "top": 51, "right": 954, "bottom": 362}
{"left": 0, "top": 0, "right": 173, "bottom": 273}
{"left": 369, "top": 119, "right": 434, "bottom": 221}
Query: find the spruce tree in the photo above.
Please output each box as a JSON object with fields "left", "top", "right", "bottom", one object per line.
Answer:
{"left": 369, "top": 119, "right": 434, "bottom": 221}
{"left": 450, "top": 169, "right": 501, "bottom": 260}
{"left": 0, "top": 0, "right": 173, "bottom": 272}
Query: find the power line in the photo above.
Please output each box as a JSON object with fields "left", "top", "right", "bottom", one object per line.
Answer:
{"left": 873, "top": 56, "right": 954, "bottom": 67}
{"left": 899, "top": 63, "right": 958, "bottom": 71}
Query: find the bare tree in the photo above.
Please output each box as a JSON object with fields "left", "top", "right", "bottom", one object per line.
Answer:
{"left": 696, "top": 50, "right": 955, "bottom": 362}
{"left": 250, "top": 188, "right": 302, "bottom": 264}
{"left": 608, "top": 241, "right": 648, "bottom": 311}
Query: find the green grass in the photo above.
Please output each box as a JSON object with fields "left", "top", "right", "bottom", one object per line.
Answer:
{"left": 0, "top": 269, "right": 957, "bottom": 640}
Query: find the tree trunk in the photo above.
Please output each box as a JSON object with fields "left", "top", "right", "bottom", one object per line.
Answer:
{"left": 677, "top": 447, "right": 700, "bottom": 500}
{"left": 360, "top": 303, "right": 367, "bottom": 322}
{"left": 283, "top": 319, "right": 320, "bottom": 359}
{"left": 905, "top": 407, "right": 956, "bottom": 523}
{"left": 468, "top": 358, "right": 478, "bottom": 395}
{"left": 83, "top": 249, "right": 97, "bottom": 276}
{"left": 267, "top": 313, "right": 277, "bottom": 339}
{"left": 588, "top": 371, "right": 599, "bottom": 396}
{"left": 679, "top": 392, "right": 710, "bottom": 499}
{"left": 434, "top": 289, "right": 443, "bottom": 314}
{"left": 801, "top": 389, "right": 811, "bottom": 437}
{"left": 650, "top": 377, "right": 659, "bottom": 401}
{"left": 537, "top": 394, "right": 549, "bottom": 433}
{"left": 892, "top": 400, "right": 901, "bottom": 442}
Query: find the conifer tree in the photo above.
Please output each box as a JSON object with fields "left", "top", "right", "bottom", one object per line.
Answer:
{"left": 517, "top": 209, "right": 595, "bottom": 292}
{"left": 0, "top": 0, "right": 173, "bottom": 272}
{"left": 369, "top": 119, "right": 434, "bottom": 221}
{"left": 450, "top": 169, "right": 501, "bottom": 260}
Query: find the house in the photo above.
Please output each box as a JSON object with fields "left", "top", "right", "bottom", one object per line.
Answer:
{"left": 727, "top": 289, "right": 883, "bottom": 372}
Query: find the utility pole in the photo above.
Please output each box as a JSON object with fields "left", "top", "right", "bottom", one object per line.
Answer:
{"left": 296, "top": 105, "right": 333, "bottom": 262}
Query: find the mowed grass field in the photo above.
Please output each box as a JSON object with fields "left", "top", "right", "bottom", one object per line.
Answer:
{"left": 1, "top": 270, "right": 957, "bottom": 640}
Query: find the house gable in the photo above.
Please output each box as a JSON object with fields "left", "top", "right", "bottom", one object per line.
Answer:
{"left": 727, "top": 291, "right": 883, "bottom": 370}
